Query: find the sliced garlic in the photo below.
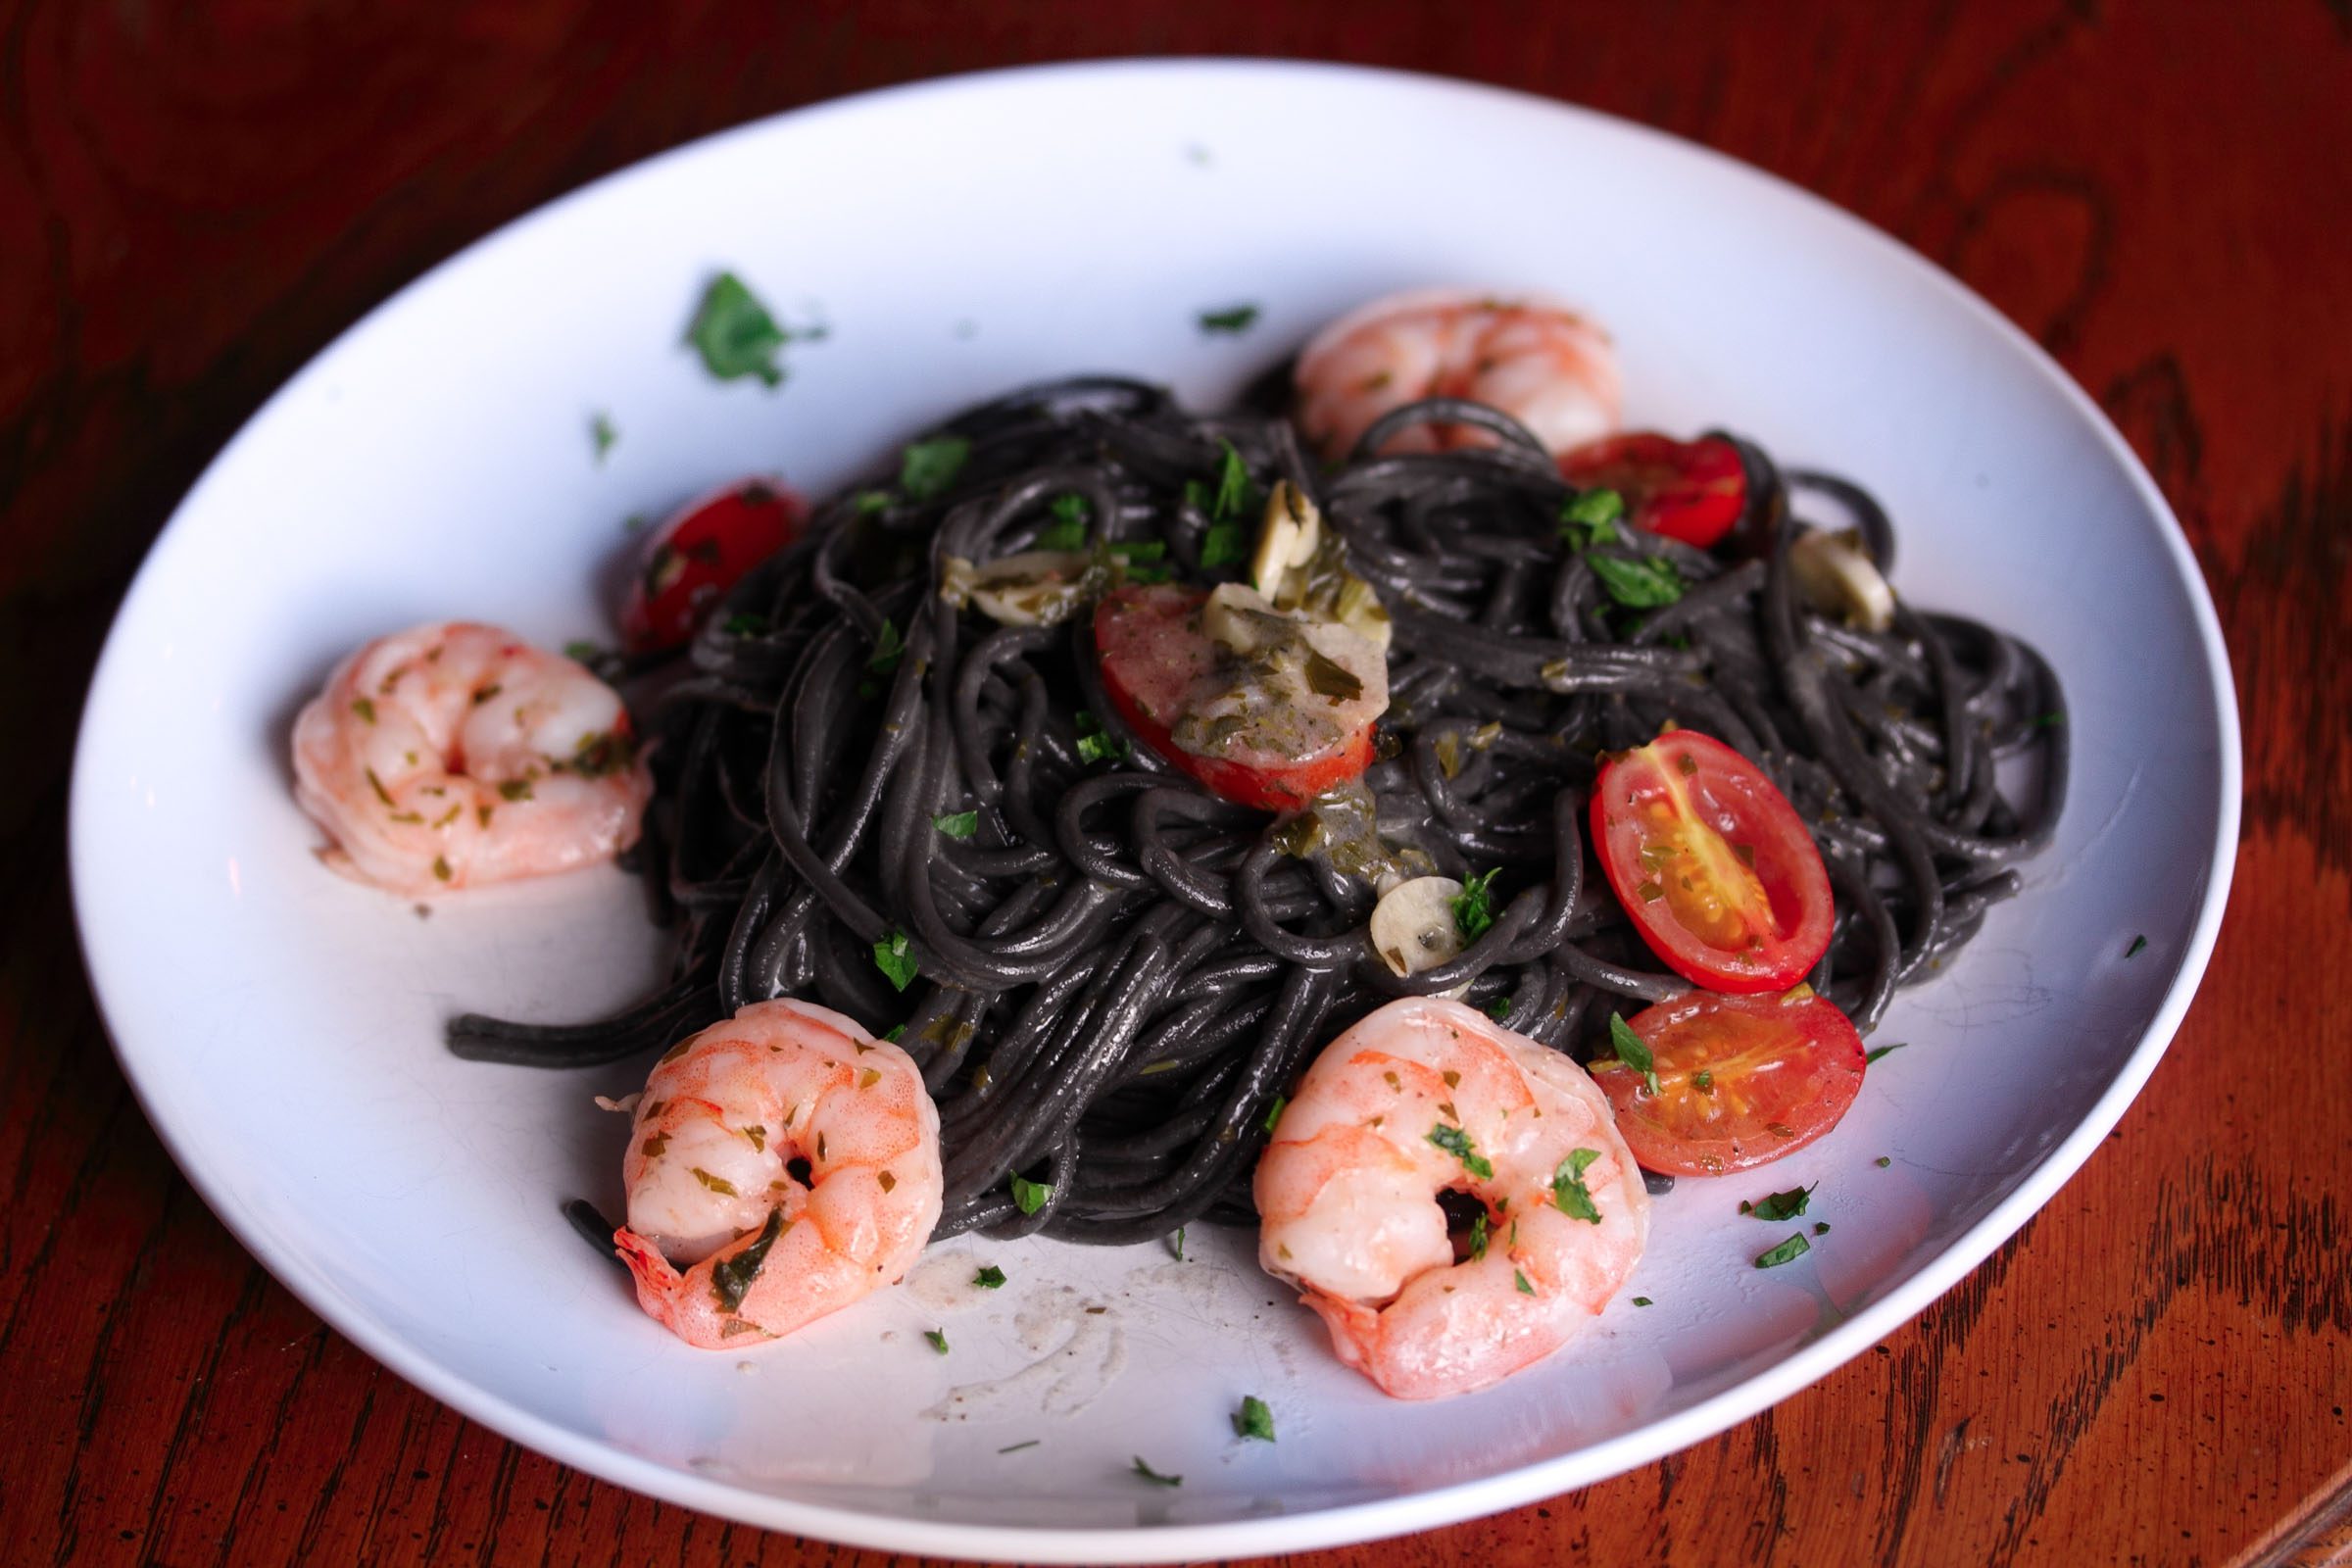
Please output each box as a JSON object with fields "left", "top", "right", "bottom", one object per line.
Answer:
{"left": 1250, "top": 480, "right": 1315, "bottom": 598}
{"left": 1789, "top": 527, "right": 1896, "bottom": 633}
{"left": 939, "top": 550, "right": 1100, "bottom": 626}
{"left": 1368, "top": 875, "right": 1471, "bottom": 998}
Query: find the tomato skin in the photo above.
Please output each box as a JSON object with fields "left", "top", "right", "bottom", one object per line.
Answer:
{"left": 1093, "top": 585, "right": 1377, "bottom": 812}
{"left": 1559, "top": 432, "right": 1747, "bottom": 550}
{"left": 1592, "top": 729, "right": 1833, "bottom": 995}
{"left": 1592, "top": 989, "right": 1866, "bottom": 1176}
{"left": 620, "top": 478, "right": 807, "bottom": 654}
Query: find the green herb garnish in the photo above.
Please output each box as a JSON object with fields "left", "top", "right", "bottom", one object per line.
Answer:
{"left": 923, "top": 1328, "right": 949, "bottom": 1354}
{"left": 974, "top": 1265, "right": 1006, "bottom": 1290}
{"left": 1075, "top": 710, "right": 1127, "bottom": 765}
{"left": 1590, "top": 552, "right": 1686, "bottom": 610}
{"left": 1037, "top": 492, "right": 1090, "bottom": 549}
{"left": 1170, "top": 1226, "right": 1186, "bottom": 1261}
{"left": 1427, "top": 1123, "right": 1493, "bottom": 1181}
{"left": 933, "top": 810, "right": 980, "bottom": 839}
{"left": 883, "top": 1025, "right": 906, "bottom": 1043}
{"left": 872, "top": 929, "right": 918, "bottom": 991}
{"left": 590, "top": 412, "right": 617, "bottom": 463}
{"left": 722, "top": 612, "right": 768, "bottom": 637}
{"left": 1631, "top": 1296, "right": 1653, "bottom": 1306}
{"left": 1198, "top": 304, "right": 1260, "bottom": 335}
{"left": 1262, "top": 1094, "right": 1287, "bottom": 1134}
{"left": 710, "top": 1207, "right": 787, "bottom": 1311}
{"left": 350, "top": 697, "right": 376, "bottom": 724}
{"left": 1515, "top": 1268, "right": 1536, "bottom": 1296}
{"left": 854, "top": 490, "right": 893, "bottom": 515}
{"left": 1200, "top": 522, "right": 1248, "bottom": 567}
{"left": 1551, "top": 1148, "right": 1604, "bottom": 1223}
{"left": 686, "top": 271, "right": 804, "bottom": 387}
{"left": 868, "top": 617, "right": 905, "bottom": 674}
{"left": 1863, "top": 1042, "right": 1906, "bottom": 1065}
{"left": 1485, "top": 996, "right": 1511, "bottom": 1022}
{"left": 563, "top": 640, "right": 606, "bottom": 663}
{"left": 899, "top": 436, "right": 971, "bottom": 502}
{"left": 1559, "top": 487, "right": 1624, "bottom": 549}
{"left": 1211, "top": 440, "right": 1254, "bottom": 520}
{"left": 1814, "top": 1221, "right": 1831, "bottom": 1235}
{"left": 1754, "top": 1234, "right": 1811, "bottom": 1269}
{"left": 2126, "top": 934, "right": 2148, "bottom": 957}
{"left": 1876, "top": 1155, "right": 1892, "bottom": 1168}
{"left": 1692, "top": 1069, "right": 1714, "bottom": 1094}
{"left": 1740, "top": 1184, "right": 1814, "bottom": 1222}
{"left": 999, "top": 1440, "right": 1040, "bottom": 1454}
{"left": 1451, "top": 868, "right": 1499, "bottom": 941}
{"left": 1132, "top": 1456, "right": 1182, "bottom": 1487}
{"left": 1233, "top": 1395, "right": 1276, "bottom": 1441}
{"left": 1468, "top": 1211, "right": 1490, "bottom": 1261}
{"left": 1608, "top": 1013, "right": 1661, "bottom": 1096}
{"left": 1009, "top": 1173, "right": 1052, "bottom": 1215}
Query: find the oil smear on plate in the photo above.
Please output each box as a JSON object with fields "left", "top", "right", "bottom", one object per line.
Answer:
{"left": 921, "top": 1282, "right": 1129, "bottom": 1424}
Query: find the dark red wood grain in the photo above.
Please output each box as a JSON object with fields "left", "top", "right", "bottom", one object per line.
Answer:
{"left": 3, "top": 3, "right": 2347, "bottom": 1564}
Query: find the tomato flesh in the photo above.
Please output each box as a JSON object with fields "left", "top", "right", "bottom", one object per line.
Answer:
{"left": 620, "top": 478, "right": 807, "bottom": 654}
{"left": 1093, "top": 585, "right": 1381, "bottom": 812}
{"left": 1592, "top": 729, "right": 1833, "bottom": 994}
{"left": 1592, "top": 988, "right": 1866, "bottom": 1175}
{"left": 1560, "top": 432, "right": 1746, "bottom": 550}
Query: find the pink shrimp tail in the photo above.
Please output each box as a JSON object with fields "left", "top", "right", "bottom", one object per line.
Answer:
{"left": 614, "top": 1226, "right": 690, "bottom": 1336}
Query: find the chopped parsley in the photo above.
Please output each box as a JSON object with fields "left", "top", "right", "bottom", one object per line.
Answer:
{"left": 1200, "top": 521, "right": 1248, "bottom": 567}
{"left": 872, "top": 929, "right": 918, "bottom": 991}
{"left": 1754, "top": 1234, "right": 1811, "bottom": 1269}
{"left": 1631, "top": 1296, "right": 1653, "bottom": 1307}
{"left": 973, "top": 1264, "right": 1006, "bottom": 1290}
{"left": 1233, "top": 1395, "right": 1276, "bottom": 1442}
{"left": 1009, "top": 1173, "right": 1052, "bottom": 1215}
{"left": 933, "top": 810, "right": 980, "bottom": 839}
{"left": 1211, "top": 440, "right": 1254, "bottom": 520}
{"left": 1485, "top": 996, "right": 1511, "bottom": 1022}
{"left": 1559, "top": 487, "right": 1625, "bottom": 549}
{"left": 686, "top": 271, "right": 809, "bottom": 387}
{"left": 1132, "top": 1456, "right": 1182, "bottom": 1488}
{"left": 1692, "top": 1069, "right": 1715, "bottom": 1094}
{"left": 923, "top": 1328, "right": 949, "bottom": 1354}
{"left": 1515, "top": 1268, "right": 1536, "bottom": 1296}
{"left": 2126, "top": 933, "right": 2148, "bottom": 958}
{"left": 2031, "top": 711, "right": 2065, "bottom": 728}
{"left": 1170, "top": 1226, "right": 1186, "bottom": 1261}
{"left": 349, "top": 697, "right": 376, "bottom": 724}
{"left": 1740, "top": 1184, "right": 1814, "bottom": 1222}
{"left": 1262, "top": 1094, "right": 1287, "bottom": 1134}
{"left": 899, "top": 436, "right": 971, "bottom": 502}
{"left": 1037, "top": 492, "right": 1090, "bottom": 549}
{"left": 883, "top": 1025, "right": 906, "bottom": 1043}
{"left": 853, "top": 489, "right": 892, "bottom": 515}
{"left": 1590, "top": 552, "right": 1686, "bottom": 609}
{"left": 1198, "top": 303, "right": 1260, "bottom": 335}
{"left": 1551, "top": 1148, "right": 1604, "bottom": 1223}
{"left": 1863, "top": 1042, "right": 1906, "bottom": 1065}
{"left": 562, "top": 640, "right": 606, "bottom": 663}
{"left": 1814, "top": 1221, "right": 1831, "bottom": 1235}
{"left": 1426, "top": 1123, "right": 1493, "bottom": 1180}
{"left": 1075, "top": 710, "right": 1127, "bottom": 764}
{"left": 1451, "top": 867, "right": 1499, "bottom": 941}
{"left": 1608, "top": 1013, "right": 1661, "bottom": 1096}
{"left": 590, "top": 411, "right": 617, "bottom": 463}
{"left": 1876, "top": 1155, "right": 1892, "bottom": 1168}
{"left": 721, "top": 612, "right": 769, "bottom": 637}
{"left": 999, "top": 1440, "right": 1041, "bottom": 1454}
{"left": 710, "top": 1207, "right": 786, "bottom": 1311}
{"left": 1468, "top": 1211, "right": 1490, "bottom": 1260}
{"left": 868, "top": 618, "right": 905, "bottom": 674}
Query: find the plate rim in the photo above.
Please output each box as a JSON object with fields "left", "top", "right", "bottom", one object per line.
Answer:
{"left": 67, "top": 56, "right": 2242, "bottom": 1563}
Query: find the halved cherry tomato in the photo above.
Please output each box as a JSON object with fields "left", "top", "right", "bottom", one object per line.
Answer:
{"left": 1560, "top": 432, "right": 1746, "bottom": 550}
{"left": 1592, "top": 987, "right": 1866, "bottom": 1175}
{"left": 1094, "top": 584, "right": 1380, "bottom": 812}
{"left": 620, "top": 478, "right": 807, "bottom": 654}
{"left": 1592, "top": 728, "right": 1832, "bottom": 994}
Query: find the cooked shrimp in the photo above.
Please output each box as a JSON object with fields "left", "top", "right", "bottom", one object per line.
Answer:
{"left": 1293, "top": 287, "right": 1622, "bottom": 462}
{"left": 612, "top": 999, "right": 944, "bottom": 1349}
{"left": 1254, "top": 996, "right": 1648, "bottom": 1398}
{"left": 290, "top": 621, "right": 652, "bottom": 894}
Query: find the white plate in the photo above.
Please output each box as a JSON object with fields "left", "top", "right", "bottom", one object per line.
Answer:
{"left": 69, "top": 61, "right": 2237, "bottom": 1562}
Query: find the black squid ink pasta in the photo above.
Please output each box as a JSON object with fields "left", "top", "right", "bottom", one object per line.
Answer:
{"left": 449, "top": 376, "right": 2067, "bottom": 1247}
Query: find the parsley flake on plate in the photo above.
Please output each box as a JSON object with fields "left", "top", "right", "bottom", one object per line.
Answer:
{"left": 1740, "top": 1183, "right": 1814, "bottom": 1222}
{"left": 687, "top": 271, "right": 817, "bottom": 387}
{"left": 1009, "top": 1173, "right": 1052, "bottom": 1215}
{"left": 1551, "top": 1148, "right": 1604, "bottom": 1223}
{"left": 899, "top": 436, "right": 971, "bottom": 502}
{"left": 1233, "top": 1395, "right": 1276, "bottom": 1442}
{"left": 1198, "top": 303, "right": 1260, "bottom": 335}
{"left": 1132, "top": 1456, "right": 1182, "bottom": 1487}
{"left": 1608, "top": 1012, "right": 1661, "bottom": 1096}
{"left": 871, "top": 929, "right": 918, "bottom": 991}
{"left": 1590, "top": 552, "right": 1686, "bottom": 610}
{"left": 1754, "top": 1233, "right": 1811, "bottom": 1269}
{"left": 923, "top": 1328, "right": 949, "bottom": 1354}
{"left": 973, "top": 1265, "right": 1006, "bottom": 1290}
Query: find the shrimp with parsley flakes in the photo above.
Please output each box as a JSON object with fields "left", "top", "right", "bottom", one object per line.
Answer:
{"left": 613, "top": 1000, "right": 944, "bottom": 1349}
{"left": 1254, "top": 996, "right": 1648, "bottom": 1398}
{"left": 1293, "top": 287, "right": 1621, "bottom": 462}
{"left": 290, "top": 621, "right": 651, "bottom": 894}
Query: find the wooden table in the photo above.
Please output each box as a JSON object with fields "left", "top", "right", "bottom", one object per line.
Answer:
{"left": 5, "top": 3, "right": 2344, "bottom": 1563}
